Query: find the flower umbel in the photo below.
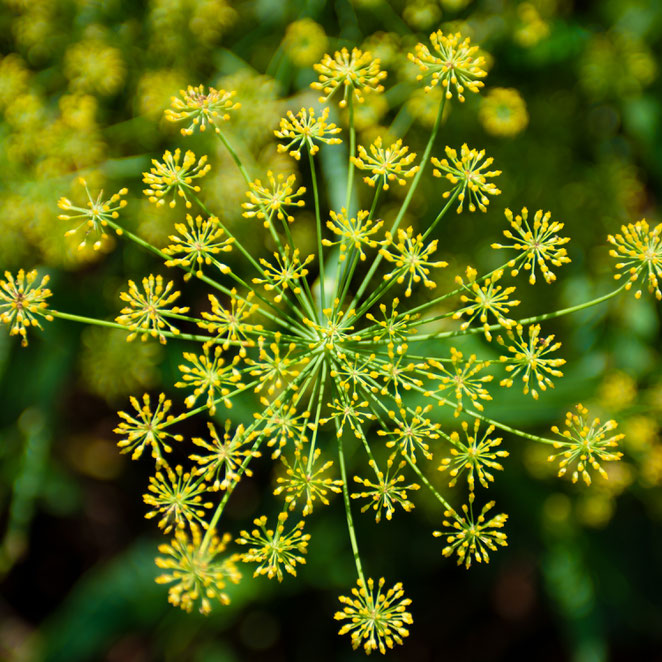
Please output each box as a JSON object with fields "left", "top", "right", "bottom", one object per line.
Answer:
{"left": 438, "top": 420, "right": 508, "bottom": 494}
{"left": 116, "top": 275, "right": 189, "bottom": 344}
{"left": 190, "top": 421, "right": 259, "bottom": 490}
{"left": 274, "top": 106, "right": 342, "bottom": 160}
{"left": 236, "top": 512, "right": 310, "bottom": 582}
{"left": 497, "top": 324, "right": 565, "bottom": 399}
{"left": 242, "top": 171, "right": 306, "bottom": 226}
{"left": 144, "top": 464, "right": 213, "bottom": 533}
{"left": 352, "top": 456, "right": 420, "bottom": 522}
{"left": 165, "top": 84, "right": 240, "bottom": 135}
{"left": 143, "top": 148, "right": 211, "bottom": 208}
{"left": 57, "top": 178, "right": 128, "bottom": 250}
{"left": 492, "top": 208, "right": 571, "bottom": 284}
{"left": 432, "top": 144, "right": 502, "bottom": 213}
{"left": 408, "top": 31, "right": 487, "bottom": 100}
{"left": 323, "top": 209, "right": 383, "bottom": 262}
{"left": 0, "top": 269, "right": 53, "bottom": 347}
{"left": 312, "top": 48, "right": 387, "bottom": 107}
{"left": 163, "top": 214, "right": 234, "bottom": 278}
{"left": 114, "top": 392, "right": 183, "bottom": 463}
{"left": 351, "top": 137, "right": 419, "bottom": 190}
{"left": 549, "top": 404, "right": 624, "bottom": 485}
{"left": 155, "top": 524, "right": 240, "bottom": 614}
{"left": 607, "top": 219, "right": 662, "bottom": 300}
{"left": 335, "top": 577, "right": 413, "bottom": 655}
{"left": 433, "top": 501, "right": 508, "bottom": 568}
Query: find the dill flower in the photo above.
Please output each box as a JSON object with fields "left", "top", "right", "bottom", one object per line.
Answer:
{"left": 352, "top": 456, "right": 419, "bottom": 522}
{"left": 198, "top": 289, "right": 262, "bottom": 355}
{"left": 452, "top": 268, "right": 520, "bottom": 340}
{"left": 323, "top": 209, "right": 384, "bottom": 262}
{"left": 116, "top": 274, "right": 189, "bottom": 344}
{"left": 371, "top": 342, "right": 425, "bottom": 405}
{"left": 114, "top": 392, "right": 183, "bottom": 463}
{"left": 0, "top": 269, "right": 53, "bottom": 347}
{"left": 63, "top": 39, "right": 125, "bottom": 96}
{"left": 175, "top": 346, "right": 242, "bottom": 414}
{"left": 607, "top": 219, "right": 662, "bottom": 300}
{"left": 432, "top": 144, "right": 502, "bottom": 213}
{"left": 236, "top": 511, "right": 310, "bottom": 582}
{"left": 492, "top": 208, "right": 571, "bottom": 284}
{"left": 433, "top": 501, "right": 508, "bottom": 568}
{"left": 190, "top": 421, "right": 259, "bottom": 490}
{"left": 274, "top": 107, "right": 342, "bottom": 160}
{"left": 57, "top": 178, "right": 128, "bottom": 250}
{"left": 548, "top": 404, "right": 624, "bottom": 485}
{"left": 377, "top": 405, "right": 439, "bottom": 462}
{"left": 242, "top": 171, "right": 306, "bottom": 226}
{"left": 282, "top": 19, "right": 328, "bottom": 67}
{"left": 255, "top": 399, "right": 310, "bottom": 459}
{"left": 438, "top": 420, "right": 508, "bottom": 493}
{"left": 165, "top": 84, "right": 240, "bottom": 135}
{"left": 253, "top": 247, "right": 315, "bottom": 302}
{"left": 426, "top": 348, "right": 493, "bottom": 416}
{"left": 335, "top": 577, "right": 413, "bottom": 655}
{"left": 380, "top": 227, "right": 448, "bottom": 297}
{"left": 144, "top": 464, "right": 213, "bottom": 533}
{"left": 479, "top": 88, "right": 529, "bottom": 137}
{"left": 363, "top": 299, "right": 416, "bottom": 347}
{"left": 312, "top": 48, "right": 387, "bottom": 108}
{"left": 247, "top": 334, "right": 306, "bottom": 395}
{"left": 143, "top": 148, "right": 211, "bottom": 209}
{"left": 329, "top": 393, "right": 376, "bottom": 439}
{"left": 497, "top": 324, "right": 565, "bottom": 399}
{"left": 155, "top": 524, "right": 240, "bottom": 614}
{"left": 351, "top": 137, "right": 419, "bottom": 190}
{"left": 408, "top": 31, "right": 487, "bottom": 100}
{"left": 273, "top": 448, "right": 343, "bottom": 516}
{"left": 163, "top": 214, "right": 234, "bottom": 278}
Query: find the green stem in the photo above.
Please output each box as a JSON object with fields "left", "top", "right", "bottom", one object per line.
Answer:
{"left": 49, "top": 309, "right": 214, "bottom": 344}
{"left": 344, "top": 96, "right": 356, "bottom": 213}
{"left": 336, "top": 431, "right": 365, "bottom": 584}
{"left": 421, "top": 187, "right": 460, "bottom": 241}
{"left": 403, "top": 454, "right": 452, "bottom": 511}
{"left": 215, "top": 126, "right": 252, "bottom": 186}
{"left": 309, "top": 151, "right": 326, "bottom": 310}
{"left": 409, "top": 283, "right": 628, "bottom": 342}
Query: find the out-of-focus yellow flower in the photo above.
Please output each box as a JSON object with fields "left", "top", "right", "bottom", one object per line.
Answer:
{"left": 0, "top": 54, "right": 30, "bottom": 110}
{"left": 136, "top": 69, "right": 187, "bottom": 119}
{"left": 64, "top": 38, "right": 125, "bottom": 95}
{"left": 80, "top": 327, "right": 162, "bottom": 402}
{"left": 282, "top": 19, "right": 328, "bottom": 67}
{"left": 514, "top": 3, "right": 550, "bottom": 48}
{"left": 479, "top": 88, "right": 529, "bottom": 137}
{"left": 623, "top": 416, "right": 658, "bottom": 452}
{"left": 598, "top": 371, "right": 637, "bottom": 411}
{"left": 579, "top": 30, "right": 657, "bottom": 100}
{"left": 402, "top": 0, "right": 441, "bottom": 30}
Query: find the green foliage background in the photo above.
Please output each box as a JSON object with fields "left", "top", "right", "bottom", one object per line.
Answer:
{"left": 1, "top": 0, "right": 661, "bottom": 660}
